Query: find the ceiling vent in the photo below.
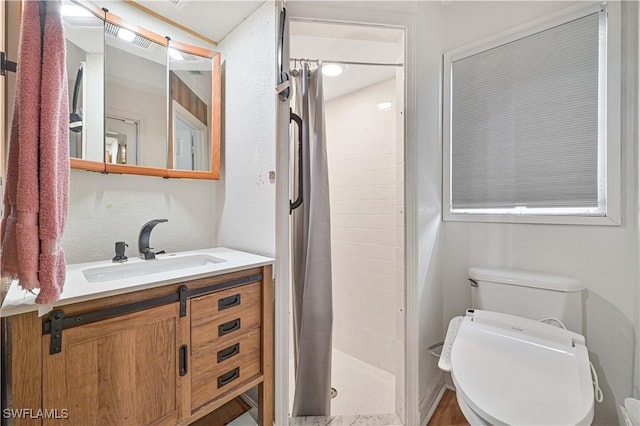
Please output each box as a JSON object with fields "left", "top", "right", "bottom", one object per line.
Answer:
{"left": 168, "top": 0, "right": 182, "bottom": 5}
{"left": 105, "top": 22, "right": 119, "bottom": 38}
{"left": 132, "top": 36, "right": 152, "bottom": 49}
{"left": 105, "top": 22, "right": 152, "bottom": 49}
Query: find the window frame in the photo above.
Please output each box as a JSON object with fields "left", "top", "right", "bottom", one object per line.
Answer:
{"left": 442, "top": 3, "right": 621, "bottom": 226}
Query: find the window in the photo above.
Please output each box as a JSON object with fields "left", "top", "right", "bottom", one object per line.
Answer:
{"left": 443, "top": 4, "right": 620, "bottom": 225}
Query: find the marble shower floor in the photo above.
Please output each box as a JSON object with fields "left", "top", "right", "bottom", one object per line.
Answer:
{"left": 289, "top": 348, "right": 397, "bottom": 418}
{"left": 289, "top": 413, "right": 402, "bottom": 425}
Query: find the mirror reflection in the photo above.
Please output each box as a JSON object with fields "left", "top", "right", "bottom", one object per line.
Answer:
{"left": 104, "top": 22, "right": 168, "bottom": 168}
{"left": 62, "top": 2, "right": 104, "bottom": 162}
{"left": 60, "top": 1, "right": 221, "bottom": 178}
{"left": 169, "top": 49, "right": 213, "bottom": 172}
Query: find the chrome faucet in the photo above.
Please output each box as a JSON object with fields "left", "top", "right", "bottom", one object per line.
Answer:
{"left": 138, "top": 219, "right": 168, "bottom": 260}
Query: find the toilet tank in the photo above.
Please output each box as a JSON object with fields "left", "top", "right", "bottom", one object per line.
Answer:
{"left": 468, "top": 267, "right": 584, "bottom": 333}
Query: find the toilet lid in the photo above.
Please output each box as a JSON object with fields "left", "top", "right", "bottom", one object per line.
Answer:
{"left": 451, "top": 310, "right": 594, "bottom": 426}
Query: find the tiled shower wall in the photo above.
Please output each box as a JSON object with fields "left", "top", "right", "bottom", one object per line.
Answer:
{"left": 325, "top": 78, "right": 400, "bottom": 375}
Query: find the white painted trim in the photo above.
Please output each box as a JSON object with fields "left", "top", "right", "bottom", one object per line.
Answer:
{"left": 442, "top": 2, "right": 622, "bottom": 227}
{"left": 635, "top": 0, "right": 640, "bottom": 404}
{"left": 403, "top": 13, "right": 420, "bottom": 426}
{"left": 443, "top": 212, "right": 621, "bottom": 226}
{"left": 274, "top": 2, "right": 291, "bottom": 426}
{"left": 172, "top": 100, "right": 208, "bottom": 170}
{"left": 605, "top": 1, "right": 622, "bottom": 225}
{"left": 241, "top": 392, "right": 259, "bottom": 410}
{"left": 421, "top": 385, "right": 447, "bottom": 425}
{"left": 240, "top": 393, "right": 260, "bottom": 426}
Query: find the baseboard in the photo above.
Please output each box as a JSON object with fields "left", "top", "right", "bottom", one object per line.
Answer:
{"left": 240, "top": 391, "right": 260, "bottom": 424}
{"left": 420, "top": 384, "right": 447, "bottom": 425}
{"left": 241, "top": 392, "right": 258, "bottom": 410}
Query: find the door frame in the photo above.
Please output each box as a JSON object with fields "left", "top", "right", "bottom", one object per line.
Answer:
{"left": 274, "top": 6, "right": 419, "bottom": 425}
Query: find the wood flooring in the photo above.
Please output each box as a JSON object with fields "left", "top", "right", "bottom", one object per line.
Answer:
{"left": 427, "top": 390, "right": 469, "bottom": 426}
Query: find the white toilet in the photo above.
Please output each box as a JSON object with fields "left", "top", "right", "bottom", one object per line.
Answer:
{"left": 440, "top": 267, "right": 597, "bottom": 426}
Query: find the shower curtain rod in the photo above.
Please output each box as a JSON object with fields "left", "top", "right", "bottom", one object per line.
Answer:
{"left": 290, "top": 57, "right": 403, "bottom": 67}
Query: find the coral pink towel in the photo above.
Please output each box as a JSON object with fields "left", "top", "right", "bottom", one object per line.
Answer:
{"left": 1, "top": 0, "right": 69, "bottom": 304}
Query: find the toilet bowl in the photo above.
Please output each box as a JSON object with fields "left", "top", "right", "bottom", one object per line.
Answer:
{"left": 449, "top": 310, "right": 595, "bottom": 426}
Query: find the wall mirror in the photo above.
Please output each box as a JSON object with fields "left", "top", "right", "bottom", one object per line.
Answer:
{"left": 62, "top": 0, "right": 221, "bottom": 179}
{"left": 103, "top": 13, "right": 169, "bottom": 175}
{"left": 62, "top": 1, "right": 104, "bottom": 165}
{"left": 167, "top": 41, "right": 220, "bottom": 178}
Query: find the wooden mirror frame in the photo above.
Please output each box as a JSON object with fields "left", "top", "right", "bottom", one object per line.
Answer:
{"left": 166, "top": 40, "right": 221, "bottom": 180}
{"left": 68, "top": 1, "right": 221, "bottom": 180}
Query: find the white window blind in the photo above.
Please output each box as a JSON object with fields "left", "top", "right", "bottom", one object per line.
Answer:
{"left": 450, "top": 12, "right": 602, "bottom": 213}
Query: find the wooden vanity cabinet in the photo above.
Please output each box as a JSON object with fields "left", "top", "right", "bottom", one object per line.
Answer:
{"left": 42, "top": 303, "right": 188, "bottom": 426}
{"left": 2, "top": 265, "right": 273, "bottom": 426}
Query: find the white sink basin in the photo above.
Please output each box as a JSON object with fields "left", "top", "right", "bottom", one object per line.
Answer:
{"left": 82, "top": 254, "right": 226, "bottom": 283}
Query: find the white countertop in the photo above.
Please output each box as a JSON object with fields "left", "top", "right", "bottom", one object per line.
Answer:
{"left": 0, "top": 247, "right": 274, "bottom": 318}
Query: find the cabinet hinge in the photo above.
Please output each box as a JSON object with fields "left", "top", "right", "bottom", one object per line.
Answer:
{"left": 179, "top": 285, "right": 188, "bottom": 317}
{"left": 48, "top": 310, "right": 65, "bottom": 354}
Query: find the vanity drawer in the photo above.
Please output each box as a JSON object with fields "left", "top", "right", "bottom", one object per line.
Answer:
{"left": 191, "top": 282, "right": 261, "bottom": 353}
{"left": 191, "top": 328, "right": 261, "bottom": 410}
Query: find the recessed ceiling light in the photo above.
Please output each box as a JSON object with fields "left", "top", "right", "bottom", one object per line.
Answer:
{"left": 322, "top": 63, "right": 343, "bottom": 77}
{"left": 61, "top": 4, "right": 93, "bottom": 17}
{"left": 377, "top": 102, "right": 392, "bottom": 111}
{"left": 169, "top": 48, "right": 185, "bottom": 61}
{"left": 117, "top": 28, "right": 136, "bottom": 43}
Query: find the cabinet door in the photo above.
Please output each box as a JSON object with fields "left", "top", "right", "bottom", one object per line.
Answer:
{"left": 42, "top": 303, "right": 188, "bottom": 426}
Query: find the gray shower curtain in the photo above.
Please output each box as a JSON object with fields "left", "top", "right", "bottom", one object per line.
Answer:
{"left": 291, "top": 62, "right": 333, "bottom": 417}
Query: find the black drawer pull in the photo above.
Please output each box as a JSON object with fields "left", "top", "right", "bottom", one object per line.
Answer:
{"left": 217, "top": 367, "right": 240, "bottom": 388}
{"left": 217, "top": 343, "right": 240, "bottom": 363}
{"left": 218, "top": 318, "right": 241, "bottom": 336}
{"left": 218, "top": 294, "right": 241, "bottom": 311}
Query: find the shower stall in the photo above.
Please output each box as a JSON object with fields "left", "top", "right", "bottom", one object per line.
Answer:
{"left": 286, "top": 19, "right": 406, "bottom": 422}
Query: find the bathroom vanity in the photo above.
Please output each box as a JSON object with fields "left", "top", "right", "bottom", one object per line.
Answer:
{"left": 1, "top": 248, "right": 274, "bottom": 426}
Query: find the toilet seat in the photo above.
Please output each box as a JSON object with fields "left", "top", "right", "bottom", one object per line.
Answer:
{"left": 450, "top": 310, "right": 594, "bottom": 426}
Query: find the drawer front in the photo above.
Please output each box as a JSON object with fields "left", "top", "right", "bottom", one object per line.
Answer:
{"left": 191, "top": 282, "right": 261, "bottom": 353}
{"left": 191, "top": 328, "right": 261, "bottom": 410}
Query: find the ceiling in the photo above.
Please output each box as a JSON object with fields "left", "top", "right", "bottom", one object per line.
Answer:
{"left": 290, "top": 21, "right": 403, "bottom": 100}
{"left": 64, "top": 2, "right": 404, "bottom": 101}
{"left": 101, "top": 0, "right": 265, "bottom": 44}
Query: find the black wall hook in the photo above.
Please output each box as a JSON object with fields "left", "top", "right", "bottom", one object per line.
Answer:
{"left": 0, "top": 51, "right": 17, "bottom": 76}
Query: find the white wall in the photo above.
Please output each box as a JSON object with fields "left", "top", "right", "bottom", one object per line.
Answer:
{"left": 63, "top": 170, "right": 217, "bottom": 264}
{"left": 411, "top": 5, "right": 446, "bottom": 423}
{"left": 105, "top": 81, "right": 167, "bottom": 168}
{"left": 215, "top": 2, "right": 277, "bottom": 258}
{"left": 104, "top": 45, "right": 167, "bottom": 168}
{"left": 440, "top": 2, "right": 639, "bottom": 424}
{"left": 325, "top": 78, "right": 398, "bottom": 374}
